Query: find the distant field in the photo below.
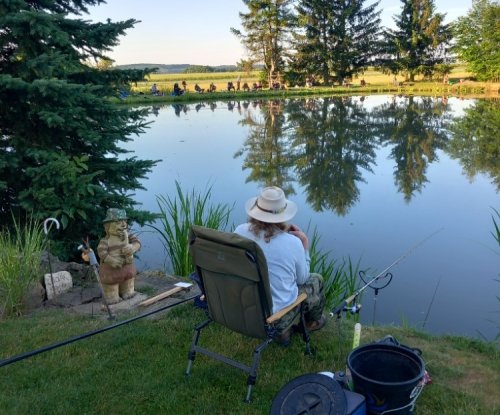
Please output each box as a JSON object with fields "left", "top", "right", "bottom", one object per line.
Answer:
{"left": 124, "top": 66, "right": 492, "bottom": 100}
{"left": 135, "top": 71, "right": 259, "bottom": 94}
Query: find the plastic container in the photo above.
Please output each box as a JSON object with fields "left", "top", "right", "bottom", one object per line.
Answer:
{"left": 347, "top": 342, "right": 425, "bottom": 415}
{"left": 270, "top": 372, "right": 366, "bottom": 415}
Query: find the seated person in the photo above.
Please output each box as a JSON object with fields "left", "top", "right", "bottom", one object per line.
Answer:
{"left": 252, "top": 82, "right": 258, "bottom": 91}
{"left": 227, "top": 81, "right": 235, "bottom": 91}
{"left": 194, "top": 83, "right": 204, "bottom": 93}
{"left": 172, "top": 83, "right": 184, "bottom": 96}
{"left": 181, "top": 80, "right": 187, "bottom": 91}
{"left": 242, "top": 82, "right": 250, "bottom": 92}
{"left": 150, "top": 83, "right": 159, "bottom": 95}
{"left": 208, "top": 83, "right": 216, "bottom": 93}
{"left": 234, "top": 187, "right": 326, "bottom": 344}
{"left": 360, "top": 79, "right": 366, "bottom": 87}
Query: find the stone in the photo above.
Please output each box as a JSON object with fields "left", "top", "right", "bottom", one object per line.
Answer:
{"left": 44, "top": 271, "right": 73, "bottom": 300}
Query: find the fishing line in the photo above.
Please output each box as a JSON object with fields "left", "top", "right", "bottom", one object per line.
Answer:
{"left": 422, "top": 274, "right": 442, "bottom": 329}
{"left": 331, "top": 228, "right": 444, "bottom": 319}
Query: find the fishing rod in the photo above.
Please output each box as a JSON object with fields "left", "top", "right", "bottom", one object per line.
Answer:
{"left": 78, "top": 237, "right": 115, "bottom": 320}
{"left": 330, "top": 228, "right": 444, "bottom": 318}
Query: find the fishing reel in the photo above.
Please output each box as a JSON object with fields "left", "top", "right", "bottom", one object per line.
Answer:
{"left": 330, "top": 299, "right": 362, "bottom": 319}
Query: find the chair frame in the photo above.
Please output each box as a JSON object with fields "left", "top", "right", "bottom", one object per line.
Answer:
{"left": 185, "top": 225, "right": 312, "bottom": 402}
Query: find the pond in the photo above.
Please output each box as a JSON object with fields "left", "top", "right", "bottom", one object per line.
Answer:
{"left": 123, "top": 95, "right": 499, "bottom": 341}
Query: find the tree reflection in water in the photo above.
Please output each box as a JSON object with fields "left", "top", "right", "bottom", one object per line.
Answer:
{"left": 234, "top": 95, "right": 482, "bottom": 215}
{"left": 447, "top": 99, "right": 500, "bottom": 191}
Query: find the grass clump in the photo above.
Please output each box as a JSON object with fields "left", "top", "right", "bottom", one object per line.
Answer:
{"left": 149, "top": 181, "right": 234, "bottom": 276}
{"left": 0, "top": 216, "right": 45, "bottom": 318}
{"left": 309, "top": 226, "right": 363, "bottom": 314}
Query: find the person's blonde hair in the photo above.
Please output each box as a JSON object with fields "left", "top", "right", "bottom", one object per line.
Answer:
{"left": 248, "top": 217, "right": 288, "bottom": 242}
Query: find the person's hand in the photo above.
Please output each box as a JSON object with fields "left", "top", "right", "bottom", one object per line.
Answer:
{"left": 288, "top": 224, "right": 309, "bottom": 250}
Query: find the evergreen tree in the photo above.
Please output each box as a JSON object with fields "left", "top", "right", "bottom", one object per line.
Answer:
{"left": 381, "top": 0, "right": 451, "bottom": 81}
{"left": 231, "top": 0, "right": 295, "bottom": 86}
{"left": 292, "top": 0, "right": 382, "bottom": 85}
{"left": 0, "top": 0, "right": 158, "bottom": 257}
{"left": 453, "top": 0, "right": 500, "bottom": 82}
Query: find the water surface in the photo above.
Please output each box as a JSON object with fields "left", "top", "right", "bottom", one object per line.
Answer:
{"left": 123, "top": 96, "right": 499, "bottom": 340}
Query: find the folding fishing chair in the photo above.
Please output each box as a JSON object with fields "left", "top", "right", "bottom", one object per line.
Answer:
{"left": 185, "top": 225, "right": 312, "bottom": 402}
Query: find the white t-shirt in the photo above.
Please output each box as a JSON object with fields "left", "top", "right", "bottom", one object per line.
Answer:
{"left": 234, "top": 223, "right": 311, "bottom": 313}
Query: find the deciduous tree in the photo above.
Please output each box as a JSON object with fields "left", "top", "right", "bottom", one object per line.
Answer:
{"left": 453, "top": 0, "right": 500, "bottom": 82}
{"left": 231, "top": 0, "right": 295, "bottom": 86}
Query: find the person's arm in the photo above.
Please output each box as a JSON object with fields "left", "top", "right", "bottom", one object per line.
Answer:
{"left": 288, "top": 224, "right": 310, "bottom": 285}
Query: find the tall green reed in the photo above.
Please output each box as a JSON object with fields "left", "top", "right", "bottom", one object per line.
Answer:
{"left": 0, "top": 216, "right": 45, "bottom": 318}
{"left": 308, "top": 226, "right": 362, "bottom": 317}
{"left": 148, "top": 181, "right": 234, "bottom": 276}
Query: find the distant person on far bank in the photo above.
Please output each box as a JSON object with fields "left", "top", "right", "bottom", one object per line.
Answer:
{"left": 172, "top": 83, "right": 184, "bottom": 96}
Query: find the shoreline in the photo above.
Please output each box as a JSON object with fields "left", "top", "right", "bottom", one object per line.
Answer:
{"left": 114, "top": 82, "right": 500, "bottom": 105}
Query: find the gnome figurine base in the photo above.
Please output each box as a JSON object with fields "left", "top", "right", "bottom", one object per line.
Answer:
{"left": 97, "top": 209, "right": 141, "bottom": 305}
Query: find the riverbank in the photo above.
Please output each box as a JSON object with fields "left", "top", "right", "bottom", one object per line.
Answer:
{"left": 0, "top": 279, "right": 498, "bottom": 414}
{"left": 115, "top": 80, "right": 500, "bottom": 106}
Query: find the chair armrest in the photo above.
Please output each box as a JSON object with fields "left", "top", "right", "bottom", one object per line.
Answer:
{"left": 266, "top": 293, "right": 307, "bottom": 324}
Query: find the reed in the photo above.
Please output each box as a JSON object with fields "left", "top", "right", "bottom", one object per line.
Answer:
{"left": 491, "top": 207, "right": 500, "bottom": 247}
{"left": 308, "top": 227, "right": 362, "bottom": 314}
{"left": 0, "top": 216, "right": 45, "bottom": 318}
{"left": 149, "top": 181, "right": 234, "bottom": 277}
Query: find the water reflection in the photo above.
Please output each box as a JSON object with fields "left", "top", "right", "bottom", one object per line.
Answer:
{"left": 231, "top": 96, "right": 487, "bottom": 215}
{"left": 287, "top": 97, "right": 377, "bottom": 215}
{"left": 447, "top": 99, "right": 500, "bottom": 191}
{"left": 148, "top": 97, "right": 499, "bottom": 215}
{"left": 372, "top": 96, "right": 451, "bottom": 202}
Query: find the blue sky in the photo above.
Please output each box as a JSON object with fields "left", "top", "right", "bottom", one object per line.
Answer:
{"left": 85, "top": 0, "right": 472, "bottom": 66}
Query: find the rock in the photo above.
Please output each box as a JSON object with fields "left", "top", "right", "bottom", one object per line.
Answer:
{"left": 24, "top": 281, "right": 46, "bottom": 310}
{"left": 40, "top": 251, "right": 89, "bottom": 285}
{"left": 44, "top": 271, "right": 73, "bottom": 300}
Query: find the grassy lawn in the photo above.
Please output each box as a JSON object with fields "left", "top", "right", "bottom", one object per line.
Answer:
{"left": 0, "top": 304, "right": 498, "bottom": 414}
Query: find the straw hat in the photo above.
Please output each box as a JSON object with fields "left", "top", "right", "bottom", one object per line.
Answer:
{"left": 245, "top": 187, "right": 297, "bottom": 224}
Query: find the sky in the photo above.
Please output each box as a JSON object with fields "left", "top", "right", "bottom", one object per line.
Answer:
{"left": 85, "top": 0, "right": 472, "bottom": 66}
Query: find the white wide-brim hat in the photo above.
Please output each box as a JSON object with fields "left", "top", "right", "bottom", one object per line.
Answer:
{"left": 245, "top": 186, "right": 297, "bottom": 224}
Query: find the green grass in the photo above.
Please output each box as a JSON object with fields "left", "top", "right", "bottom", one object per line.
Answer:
{"left": 0, "top": 306, "right": 498, "bottom": 414}
{"left": 0, "top": 216, "right": 46, "bottom": 317}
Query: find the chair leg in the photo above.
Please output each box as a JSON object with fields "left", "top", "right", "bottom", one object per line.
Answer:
{"left": 300, "top": 311, "right": 312, "bottom": 355}
{"left": 244, "top": 338, "right": 273, "bottom": 403}
{"left": 186, "top": 319, "right": 211, "bottom": 376}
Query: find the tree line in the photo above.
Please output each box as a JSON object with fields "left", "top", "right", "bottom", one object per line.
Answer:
{"left": 231, "top": 0, "right": 499, "bottom": 86}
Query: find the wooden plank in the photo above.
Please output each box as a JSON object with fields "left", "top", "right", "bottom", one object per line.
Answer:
{"left": 138, "top": 285, "right": 188, "bottom": 307}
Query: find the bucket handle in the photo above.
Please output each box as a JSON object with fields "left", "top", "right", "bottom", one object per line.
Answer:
{"left": 376, "top": 335, "right": 423, "bottom": 356}
{"left": 379, "top": 383, "right": 425, "bottom": 415}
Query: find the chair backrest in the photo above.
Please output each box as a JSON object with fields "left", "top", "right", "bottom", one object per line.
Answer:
{"left": 189, "top": 225, "right": 273, "bottom": 339}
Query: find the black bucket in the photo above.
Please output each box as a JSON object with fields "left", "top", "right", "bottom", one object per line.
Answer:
{"left": 347, "top": 341, "right": 425, "bottom": 415}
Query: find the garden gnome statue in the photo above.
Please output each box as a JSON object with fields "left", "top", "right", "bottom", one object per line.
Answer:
{"left": 97, "top": 208, "right": 141, "bottom": 304}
